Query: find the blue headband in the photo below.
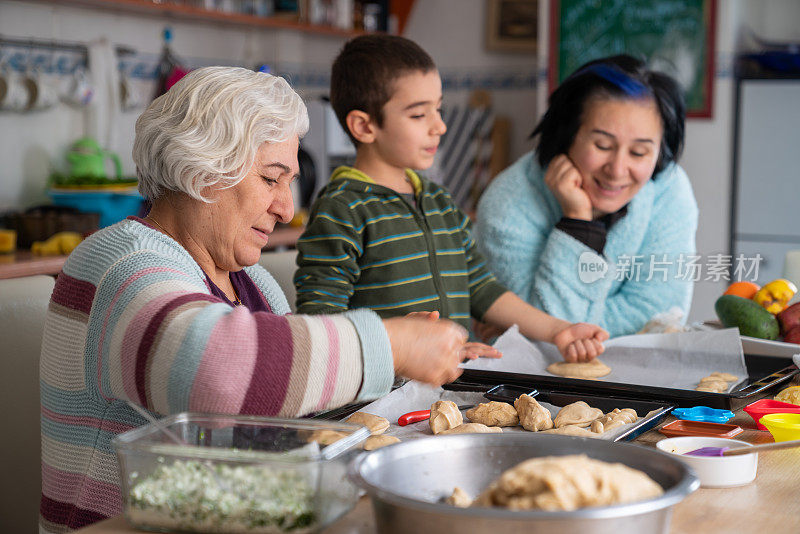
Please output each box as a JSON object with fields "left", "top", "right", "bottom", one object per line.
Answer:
{"left": 574, "top": 64, "right": 649, "bottom": 97}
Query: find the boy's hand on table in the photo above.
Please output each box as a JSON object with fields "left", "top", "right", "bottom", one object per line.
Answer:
{"left": 553, "top": 323, "right": 609, "bottom": 363}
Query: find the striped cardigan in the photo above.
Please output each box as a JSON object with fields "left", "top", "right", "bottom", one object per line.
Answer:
{"left": 39, "top": 218, "right": 393, "bottom": 533}
{"left": 294, "top": 167, "right": 507, "bottom": 328}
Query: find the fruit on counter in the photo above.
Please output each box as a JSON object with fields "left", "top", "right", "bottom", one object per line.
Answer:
{"left": 777, "top": 302, "right": 800, "bottom": 334}
{"left": 723, "top": 281, "right": 761, "bottom": 299}
{"left": 752, "top": 278, "right": 797, "bottom": 314}
{"left": 775, "top": 385, "right": 800, "bottom": 406}
{"left": 784, "top": 325, "right": 800, "bottom": 345}
{"left": 31, "top": 231, "right": 83, "bottom": 256}
{"left": 0, "top": 229, "right": 16, "bottom": 253}
{"left": 714, "top": 294, "right": 780, "bottom": 340}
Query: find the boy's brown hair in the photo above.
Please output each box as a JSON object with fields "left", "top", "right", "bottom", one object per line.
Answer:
{"left": 330, "top": 34, "right": 436, "bottom": 145}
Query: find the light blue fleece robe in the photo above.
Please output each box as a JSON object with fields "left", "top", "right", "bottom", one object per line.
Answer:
{"left": 476, "top": 152, "right": 698, "bottom": 337}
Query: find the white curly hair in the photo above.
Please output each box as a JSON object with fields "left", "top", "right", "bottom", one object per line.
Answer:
{"left": 133, "top": 66, "right": 309, "bottom": 202}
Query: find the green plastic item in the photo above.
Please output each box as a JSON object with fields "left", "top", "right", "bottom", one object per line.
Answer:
{"left": 66, "top": 137, "right": 123, "bottom": 180}
{"left": 715, "top": 294, "right": 780, "bottom": 340}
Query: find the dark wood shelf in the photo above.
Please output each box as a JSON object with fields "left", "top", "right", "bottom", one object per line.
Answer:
{"left": 31, "top": 0, "right": 368, "bottom": 37}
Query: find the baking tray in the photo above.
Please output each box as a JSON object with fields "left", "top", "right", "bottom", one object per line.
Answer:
{"left": 443, "top": 382, "right": 673, "bottom": 442}
{"left": 457, "top": 353, "right": 799, "bottom": 410}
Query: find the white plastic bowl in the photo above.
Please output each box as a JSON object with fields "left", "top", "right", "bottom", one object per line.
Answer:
{"left": 656, "top": 437, "right": 757, "bottom": 488}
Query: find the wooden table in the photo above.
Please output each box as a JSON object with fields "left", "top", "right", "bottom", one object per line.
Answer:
{"left": 0, "top": 227, "right": 304, "bottom": 280}
{"left": 75, "top": 379, "right": 800, "bottom": 534}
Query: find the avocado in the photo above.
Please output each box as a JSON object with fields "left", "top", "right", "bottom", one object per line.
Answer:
{"left": 715, "top": 294, "right": 780, "bottom": 340}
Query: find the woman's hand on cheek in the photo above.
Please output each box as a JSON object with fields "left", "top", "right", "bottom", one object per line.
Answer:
{"left": 553, "top": 322, "right": 609, "bottom": 362}
{"left": 544, "top": 155, "right": 593, "bottom": 220}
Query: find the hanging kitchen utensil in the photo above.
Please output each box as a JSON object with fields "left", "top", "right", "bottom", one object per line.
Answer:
{"left": 153, "top": 26, "right": 188, "bottom": 100}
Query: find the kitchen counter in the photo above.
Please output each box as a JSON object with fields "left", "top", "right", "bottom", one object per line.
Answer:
{"left": 74, "top": 378, "right": 800, "bottom": 534}
{"left": 0, "top": 226, "right": 304, "bottom": 280}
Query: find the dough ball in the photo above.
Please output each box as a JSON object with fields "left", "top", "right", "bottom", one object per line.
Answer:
{"left": 466, "top": 401, "right": 519, "bottom": 427}
{"left": 547, "top": 359, "right": 611, "bottom": 379}
{"left": 363, "top": 434, "right": 400, "bottom": 450}
{"left": 709, "top": 372, "right": 738, "bottom": 382}
{"left": 446, "top": 487, "right": 472, "bottom": 507}
{"left": 430, "top": 400, "right": 463, "bottom": 434}
{"left": 590, "top": 408, "right": 638, "bottom": 433}
{"left": 306, "top": 429, "right": 349, "bottom": 446}
{"left": 553, "top": 401, "right": 603, "bottom": 428}
{"left": 472, "top": 454, "right": 663, "bottom": 511}
{"left": 439, "top": 423, "right": 503, "bottom": 435}
{"left": 541, "top": 425, "right": 599, "bottom": 438}
{"left": 346, "top": 412, "right": 389, "bottom": 435}
{"left": 514, "top": 394, "right": 553, "bottom": 431}
{"left": 698, "top": 376, "right": 729, "bottom": 385}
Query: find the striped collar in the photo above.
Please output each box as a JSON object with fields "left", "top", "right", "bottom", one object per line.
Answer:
{"left": 330, "top": 166, "right": 423, "bottom": 195}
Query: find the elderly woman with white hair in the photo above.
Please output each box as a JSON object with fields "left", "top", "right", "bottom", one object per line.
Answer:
{"left": 39, "top": 66, "right": 468, "bottom": 532}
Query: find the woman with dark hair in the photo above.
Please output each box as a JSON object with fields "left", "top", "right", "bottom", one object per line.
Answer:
{"left": 477, "top": 55, "right": 698, "bottom": 337}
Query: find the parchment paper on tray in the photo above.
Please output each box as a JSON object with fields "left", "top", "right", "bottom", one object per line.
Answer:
{"left": 462, "top": 325, "right": 748, "bottom": 392}
{"left": 353, "top": 380, "right": 641, "bottom": 442}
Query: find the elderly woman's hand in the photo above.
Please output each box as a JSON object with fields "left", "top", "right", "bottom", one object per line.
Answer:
{"left": 383, "top": 316, "right": 468, "bottom": 386}
{"left": 552, "top": 322, "right": 609, "bottom": 363}
{"left": 544, "top": 154, "right": 593, "bottom": 220}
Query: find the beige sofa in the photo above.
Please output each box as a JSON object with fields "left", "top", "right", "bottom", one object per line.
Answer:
{"left": 0, "top": 275, "right": 55, "bottom": 532}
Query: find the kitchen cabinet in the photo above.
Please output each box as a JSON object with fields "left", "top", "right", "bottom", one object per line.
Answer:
{"left": 731, "top": 77, "right": 800, "bottom": 284}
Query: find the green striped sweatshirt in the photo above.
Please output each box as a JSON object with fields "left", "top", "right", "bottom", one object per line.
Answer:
{"left": 294, "top": 166, "right": 507, "bottom": 328}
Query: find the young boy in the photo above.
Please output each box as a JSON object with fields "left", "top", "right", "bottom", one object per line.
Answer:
{"left": 295, "top": 35, "right": 607, "bottom": 361}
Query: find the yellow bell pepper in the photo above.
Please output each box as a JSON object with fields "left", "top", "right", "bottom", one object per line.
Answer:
{"left": 31, "top": 231, "right": 84, "bottom": 256}
{"left": 752, "top": 278, "right": 798, "bottom": 314}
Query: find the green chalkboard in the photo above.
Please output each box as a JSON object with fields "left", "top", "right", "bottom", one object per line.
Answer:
{"left": 549, "top": 0, "right": 716, "bottom": 117}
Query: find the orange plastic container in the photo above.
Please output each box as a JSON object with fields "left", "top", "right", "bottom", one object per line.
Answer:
{"left": 659, "top": 419, "right": 744, "bottom": 439}
{"left": 743, "top": 399, "right": 800, "bottom": 431}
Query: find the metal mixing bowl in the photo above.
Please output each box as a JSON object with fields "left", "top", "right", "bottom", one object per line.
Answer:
{"left": 350, "top": 433, "right": 698, "bottom": 534}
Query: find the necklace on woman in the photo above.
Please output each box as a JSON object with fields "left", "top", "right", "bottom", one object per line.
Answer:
{"left": 145, "top": 215, "right": 241, "bottom": 306}
{"left": 146, "top": 215, "right": 177, "bottom": 242}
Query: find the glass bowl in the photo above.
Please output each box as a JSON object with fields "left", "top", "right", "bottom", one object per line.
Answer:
{"left": 112, "top": 412, "right": 369, "bottom": 533}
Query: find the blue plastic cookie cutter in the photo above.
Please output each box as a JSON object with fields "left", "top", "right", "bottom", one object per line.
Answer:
{"left": 671, "top": 406, "right": 735, "bottom": 424}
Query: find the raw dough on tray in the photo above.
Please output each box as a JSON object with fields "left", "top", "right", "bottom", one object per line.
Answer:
{"left": 709, "top": 372, "right": 738, "bottom": 382}
{"left": 306, "top": 429, "right": 349, "bottom": 445}
{"left": 472, "top": 454, "right": 663, "bottom": 511}
{"left": 363, "top": 435, "right": 400, "bottom": 450}
{"left": 591, "top": 408, "right": 638, "bottom": 433}
{"left": 695, "top": 372, "right": 738, "bottom": 393}
{"left": 547, "top": 359, "right": 611, "bottom": 379}
{"left": 466, "top": 401, "right": 519, "bottom": 427}
{"left": 346, "top": 412, "right": 390, "bottom": 435}
{"left": 514, "top": 394, "right": 553, "bottom": 431}
{"left": 553, "top": 401, "right": 603, "bottom": 428}
{"left": 430, "top": 400, "right": 463, "bottom": 434}
{"left": 439, "top": 423, "right": 503, "bottom": 435}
